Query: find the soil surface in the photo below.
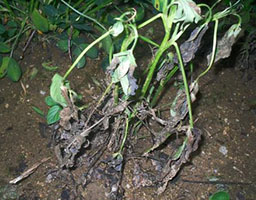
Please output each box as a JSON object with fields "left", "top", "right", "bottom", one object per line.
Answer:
{"left": 0, "top": 34, "right": 255, "bottom": 200}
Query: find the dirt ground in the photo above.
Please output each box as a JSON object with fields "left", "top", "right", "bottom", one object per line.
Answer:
{"left": 0, "top": 36, "right": 255, "bottom": 199}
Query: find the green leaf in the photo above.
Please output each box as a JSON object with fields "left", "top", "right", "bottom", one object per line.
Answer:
{"left": 56, "top": 39, "right": 69, "bottom": 52}
{"left": 135, "top": 6, "right": 145, "bottom": 22}
{"left": 32, "top": 106, "right": 45, "bottom": 117}
{"left": 73, "top": 24, "right": 92, "bottom": 31}
{"left": 31, "top": 9, "right": 49, "bottom": 32}
{"left": 43, "top": 5, "right": 58, "bottom": 18}
{"left": 47, "top": 105, "right": 62, "bottom": 124}
{"left": 209, "top": 191, "right": 230, "bottom": 200}
{"left": 73, "top": 45, "right": 86, "bottom": 68}
{"left": 0, "top": 56, "right": 8, "bottom": 78}
{"left": 42, "top": 61, "right": 58, "bottom": 71}
{"left": 0, "top": 42, "right": 11, "bottom": 53}
{"left": 7, "top": 20, "right": 17, "bottom": 28}
{"left": 8, "top": 28, "right": 17, "bottom": 37}
{"left": 45, "top": 96, "right": 57, "bottom": 106}
{"left": 152, "top": 0, "right": 168, "bottom": 12}
{"left": 50, "top": 73, "right": 67, "bottom": 107}
{"left": 0, "top": 24, "right": 5, "bottom": 34}
{"left": 102, "top": 35, "right": 113, "bottom": 54}
{"left": 83, "top": 43, "right": 98, "bottom": 59}
{"left": 101, "top": 56, "right": 110, "bottom": 71}
{"left": 6, "top": 57, "right": 21, "bottom": 81}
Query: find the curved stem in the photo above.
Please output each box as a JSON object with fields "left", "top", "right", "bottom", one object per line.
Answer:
{"left": 173, "top": 42, "right": 193, "bottom": 128}
{"left": 63, "top": 29, "right": 112, "bottom": 80}
{"left": 196, "top": 19, "right": 218, "bottom": 82}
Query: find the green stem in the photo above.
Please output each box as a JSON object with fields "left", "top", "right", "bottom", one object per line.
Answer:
{"left": 139, "top": 35, "right": 160, "bottom": 47}
{"left": 151, "top": 65, "right": 178, "bottom": 107}
{"left": 60, "top": 0, "right": 106, "bottom": 31}
{"left": 196, "top": 20, "right": 218, "bottom": 82}
{"left": 141, "top": 32, "right": 170, "bottom": 97}
{"left": 173, "top": 42, "right": 193, "bottom": 128}
{"left": 10, "top": 17, "right": 28, "bottom": 58}
{"left": 138, "top": 13, "right": 162, "bottom": 29}
{"left": 115, "top": 117, "right": 129, "bottom": 156}
{"left": 63, "top": 29, "right": 112, "bottom": 80}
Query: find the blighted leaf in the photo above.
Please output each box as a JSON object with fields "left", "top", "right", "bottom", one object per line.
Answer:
{"left": 73, "top": 45, "right": 86, "bottom": 68}
{"left": 31, "top": 9, "right": 49, "bottom": 32}
{"left": 120, "top": 75, "right": 129, "bottom": 95}
{"left": 6, "top": 57, "right": 21, "bottom": 82}
{"left": 47, "top": 105, "right": 62, "bottom": 124}
{"left": 45, "top": 96, "right": 57, "bottom": 106}
{"left": 32, "top": 106, "right": 45, "bottom": 117}
{"left": 109, "top": 50, "right": 138, "bottom": 96}
{"left": 56, "top": 39, "right": 69, "bottom": 52}
{"left": 209, "top": 191, "right": 230, "bottom": 200}
{"left": 174, "top": 0, "right": 201, "bottom": 23}
{"left": 207, "top": 24, "right": 241, "bottom": 65}
{"left": 112, "top": 57, "right": 131, "bottom": 83}
{"left": 111, "top": 21, "right": 124, "bottom": 37}
{"left": 50, "top": 73, "right": 67, "bottom": 107}
{"left": 174, "top": 25, "right": 208, "bottom": 65}
{"left": 0, "top": 42, "right": 11, "bottom": 53}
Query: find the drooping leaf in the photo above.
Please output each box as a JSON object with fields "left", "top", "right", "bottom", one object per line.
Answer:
{"left": 112, "top": 57, "right": 131, "bottom": 83}
{"left": 120, "top": 75, "right": 129, "bottom": 96}
{"left": 32, "top": 106, "right": 45, "bottom": 117}
{"left": 56, "top": 39, "right": 69, "bottom": 52}
{"left": 207, "top": 24, "right": 241, "bottom": 65}
{"left": 45, "top": 96, "right": 58, "bottom": 106}
{"left": 109, "top": 50, "right": 138, "bottom": 96}
{"left": 111, "top": 21, "right": 124, "bottom": 37}
{"left": 50, "top": 73, "right": 67, "bottom": 107}
{"left": 209, "top": 191, "right": 230, "bottom": 200}
{"left": 31, "top": 9, "right": 49, "bottom": 32}
{"left": 6, "top": 57, "right": 21, "bottom": 82}
{"left": 174, "top": 0, "right": 202, "bottom": 24}
{"left": 47, "top": 105, "right": 62, "bottom": 124}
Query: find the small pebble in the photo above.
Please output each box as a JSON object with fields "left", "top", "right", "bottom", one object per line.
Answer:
{"left": 219, "top": 146, "right": 228, "bottom": 156}
{"left": 40, "top": 90, "right": 46, "bottom": 95}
